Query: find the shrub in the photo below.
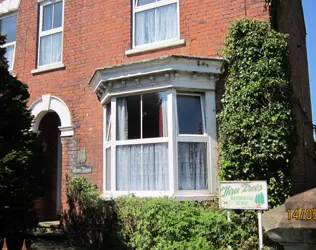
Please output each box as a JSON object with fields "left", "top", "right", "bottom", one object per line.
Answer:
{"left": 63, "top": 176, "right": 121, "bottom": 249}
{"left": 218, "top": 19, "right": 296, "bottom": 208}
{"left": 116, "top": 195, "right": 254, "bottom": 250}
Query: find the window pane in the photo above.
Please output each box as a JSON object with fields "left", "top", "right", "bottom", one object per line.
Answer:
{"left": 106, "top": 103, "right": 111, "bottom": 141}
{"left": 177, "top": 95, "right": 203, "bottom": 134}
{"left": 53, "top": 2, "right": 63, "bottom": 28}
{"left": 137, "top": 0, "right": 155, "bottom": 6}
{"left": 178, "top": 142, "right": 207, "bottom": 190}
{"left": 4, "top": 45, "right": 15, "bottom": 70}
{"left": 116, "top": 143, "right": 168, "bottom": 191}
{"left": 135, "top": 3, "right": 177, "bottom": 46}
{"left": 106, "top": 148, "right": 111, "bottom": 190}
{"left": 143, "top": 92, "right": 168, "bottom": 138}
{"left": 43, "top": 4, "right": 53, "bottom": 31}
{"left": 117, "top": 96, "right": 141, "bottom": 140}
{"left": 137, "top": 0, "right": 163, "bottom": 6}
{"left": 1, "top": 16, "right": 16, "bottom": 43}
{"left": 39, "top": 32, "right": 62, "bottom": 66}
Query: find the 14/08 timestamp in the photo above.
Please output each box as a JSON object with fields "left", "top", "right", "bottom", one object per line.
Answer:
{"left": 287, "top": 209, "right": 316, "bottom": 220}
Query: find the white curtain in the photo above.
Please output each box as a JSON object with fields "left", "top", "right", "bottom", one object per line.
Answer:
{"left": 4, "top": 45, "right": 14, "bottom": 70}
{"left": 116, "top": 143, "right": 168, "bottom": 191}
{"left": 39, "top": 32, "right": 62, "bottom": 66}
{"left": 135, "top": 3, "right": 178, "bottom": 46}
{"left": 178, "top": 142, "right": 207, "bottom": 190}
{"left": 116, "top": 98, "right": 128, "bottom": 140}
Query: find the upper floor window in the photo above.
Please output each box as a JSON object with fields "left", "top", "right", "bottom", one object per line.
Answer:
{"left": 38, "top": 0, "right": 63, "bottom": 67}
{"left": 0, "top": 14, "right": 17, "bottom": 71}
{"left": 133, "top": 0, "right": 179, "bottom": 47}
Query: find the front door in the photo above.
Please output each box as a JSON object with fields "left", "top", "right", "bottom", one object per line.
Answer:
{"left": 35, "top": 112, "right": 62, "bottom": 221}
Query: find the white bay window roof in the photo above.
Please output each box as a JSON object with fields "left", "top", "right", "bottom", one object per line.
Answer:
{"left": 89, "top": 55, "right": 223, "bottom": 200}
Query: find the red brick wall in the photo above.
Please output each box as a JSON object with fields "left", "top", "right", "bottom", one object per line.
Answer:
{"left": 274, "top": 0, "right": 316, "bottom": 194}
{"left": 13, "top": 0, "right": 270, "bottom": 209}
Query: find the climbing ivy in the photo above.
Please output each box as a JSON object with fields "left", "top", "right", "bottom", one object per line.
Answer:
{"left": 218, "top": 19, "right": 296, "bottom": 208}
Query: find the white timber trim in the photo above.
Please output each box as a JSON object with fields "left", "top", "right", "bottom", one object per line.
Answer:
{"left": 29, "top": 94, "right": 74, "bottom": 137}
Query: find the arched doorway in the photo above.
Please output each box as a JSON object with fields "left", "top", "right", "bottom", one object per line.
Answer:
{"left": 29, "top": 94, "right": 74, "bottom": 221}
{"left": 35, "top": 112, "right": 62, "bottom": 221}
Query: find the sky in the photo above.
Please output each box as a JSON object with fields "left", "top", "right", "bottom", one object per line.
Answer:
{"left": 302, "top": 0, "right": 315, "bottom": 128}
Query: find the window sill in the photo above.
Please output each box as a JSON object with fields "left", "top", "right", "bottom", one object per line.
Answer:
{"left": 31, "top": 63, "right": 65, "bottom": 75}
{"left": 125, "top": 39, "right": 185, "bottom": 56}
{"left": 101, "top": 191, "right": 215, "bottom": 201}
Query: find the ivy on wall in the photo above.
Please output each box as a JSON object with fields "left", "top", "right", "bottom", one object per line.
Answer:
{"left": 218, "top": 19, "right": 296, "bottom": 208}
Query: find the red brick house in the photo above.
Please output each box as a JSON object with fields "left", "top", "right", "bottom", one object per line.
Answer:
{"left": 0, "top": 0, "right": 314, "bottom": 221}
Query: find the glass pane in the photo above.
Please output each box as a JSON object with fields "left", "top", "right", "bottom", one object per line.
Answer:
{"left": 1, "top": 16, "right": 17, "bottom": 43}
{"left": 143, "top": 92, "right": 168, "bottom": 138}
{"left": 4, "top": 45, "right": 15, "bottom": 70}
{"left": 135, "top": 3, "right": 177, "bottom": 46}
{"left": 155, "top": 4, "right": 178, "bottom": 41}
{"left": 178, "top": 142, "right": 207, "bottom": 190}
{"left": 117, "top": 96, "right": 141, "bottom": 140}
{"left": 177, "top": 95, "right": 203, "bottom": 134}
{"left": 39, "top": 35, "right": 51, "bottom": 66}
{"left": 106, "top": 103, "right": 111, "bottom": 141}
{"left": 43, "top": 4, "right": 53, "bottom": 31}
{"left": 116, "top": 143, "right": 168, "bottom": 191}
{"left": 106, "top": 148, "right": 111, "bottom": 190}
{"left": 53, "top": 2, "right": 63, "bottom": 28}
{"left": 39, "top": 32, "right": 62, "bottom": 66}
{"left": 137, "top": 0, "right": 156, "bottom": 6}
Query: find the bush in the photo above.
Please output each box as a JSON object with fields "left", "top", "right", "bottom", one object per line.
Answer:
{"left": 116, "top": 196, "right": 252, "bottom": 250}
{"left": 218, "top": 19, "right": 296, "bottom": 208}
{"left": 63, "top": 176, "right": 121, "bottom": 249}
{"left": 65, "top": 177, "right": 279, "bottom": 250}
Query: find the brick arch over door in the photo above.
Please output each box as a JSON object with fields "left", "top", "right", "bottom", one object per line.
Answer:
{"left": 29, "top": 94, "right": 74, "bottom": 137}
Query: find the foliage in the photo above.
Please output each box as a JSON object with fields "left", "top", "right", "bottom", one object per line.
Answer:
{"left": 218, "top": 19, "right": 296, "bottom": 208}
{"left": 0, "top": 34, "right": 44, "bottom": 241}
{"left": 65, "top": 177, "right": 279, "bottom": 249}
{"left": 64, "top": 176, "right": 122, "bottom": 249}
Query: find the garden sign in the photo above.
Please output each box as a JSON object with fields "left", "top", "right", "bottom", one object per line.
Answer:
{"left": 219, "top": 181, "right": 268, "bottom": 250}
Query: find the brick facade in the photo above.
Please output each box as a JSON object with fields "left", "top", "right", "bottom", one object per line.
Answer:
{"left": 5, "top": 0, "right": 314, "bottom": 211}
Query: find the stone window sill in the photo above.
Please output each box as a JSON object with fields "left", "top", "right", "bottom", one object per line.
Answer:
{"left": 31, "top": 63, "right": 65, "bottom": 75}
{"left": 125, "top": 39, "right": 185, "bottom": 56}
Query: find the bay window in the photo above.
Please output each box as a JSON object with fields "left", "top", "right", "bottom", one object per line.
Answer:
{"left": 105, "top": 90, "right": 212, "bottom": 197}
{"left": 38, "top": 0, "right": 63, "bottom": 67}
{"left": 0, "top": 14, "right": 16, "bottom": 71}
{"left": 93, "top": 56, "right": 222, "bottom": 200}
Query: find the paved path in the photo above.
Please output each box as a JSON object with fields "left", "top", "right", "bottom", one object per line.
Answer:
{"left": 29, "top": 239, "right": 83, "bottom": 250}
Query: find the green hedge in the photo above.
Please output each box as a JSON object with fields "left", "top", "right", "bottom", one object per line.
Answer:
{"left": 64, "top": 177, "right": 279, "bottom": 250}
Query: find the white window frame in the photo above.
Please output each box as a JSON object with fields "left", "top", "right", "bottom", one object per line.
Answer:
{"left": 0, "top": 13, "right": 17, "bottom": 71}
{"left": 103, "top": 88, "right": 214, "bottom": 199}
{"left": 132, "top": 0, "right": 181, "bottom": 49}
{"left": 38, "top": 0, "right": 64, "bottom": 68}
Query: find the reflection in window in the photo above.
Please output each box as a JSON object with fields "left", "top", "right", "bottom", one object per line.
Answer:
{"left": 177, "top": 95, "right": 204, "bottom": 134}
{"left": 116, "top": 92, "right": 168, "bottom": 140}
{"left": 106, "top": 103, "right": 111, "bottom": 142}
{"left": 0, "top": 15, "right": 17, "bottom": 70}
